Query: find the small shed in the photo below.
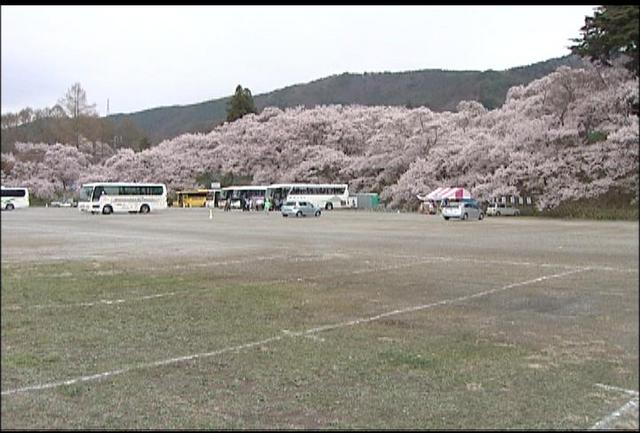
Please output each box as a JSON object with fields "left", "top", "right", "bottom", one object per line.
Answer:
{"left": 351, "top": 193, "right": 380, "bottom": 209}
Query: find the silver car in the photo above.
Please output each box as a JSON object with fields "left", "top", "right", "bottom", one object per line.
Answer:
{"left": 50, "top": 200, "right": 75, "bottom": 208}
{"left": 442, "top": 202, "right": 484, "bottom": 221}
{"left": 486, "top": 203, "right": 520, "bottom": 216}
{"left": 281, "top": 201, "right": 322, "bottom": 217}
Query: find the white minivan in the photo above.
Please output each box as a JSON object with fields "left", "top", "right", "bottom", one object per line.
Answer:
{"left": 486, "top": 203, "right": 520, "bottom": 216}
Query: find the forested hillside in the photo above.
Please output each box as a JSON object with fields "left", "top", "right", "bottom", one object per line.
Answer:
{"left": 105, "top": 55, "right": 584, "bottom": 144}
{"left": 1, "top": 55, "right": 584, "bottom": 149}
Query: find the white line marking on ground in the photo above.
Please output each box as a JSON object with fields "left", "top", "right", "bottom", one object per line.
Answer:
{"left": 590, "top": 384, "right": 639, "bottom": 430}
{"left": 590, "top": 397, "right": 639, "bottom": 429}
{"left": 2, "top": 257, "right": 443, "bottom": 311}
{"left": 0, "top": 369, "right": 129, "bottom": 396}
{"left": 346, "top": 252, "right": 637, "bottom": 274}
{"left": 155, "top": 254, "right": 292, "bottom": 271}
{"left": 289, "top": 268, "right": 589, "bottom": 336}
{"left": 4, "top": 250, "right": 622, "bottom": 308}
{"left": 1, "top": 335, "right": 283, "bottom": 396}
{"left": 0, "top": 267, "right": 588, "bottom": 396}
{"left": 595, "top": 383, "right": 639, "bottom": 396}
{"left": 282, "top": 329, "right": 324, "bottom": 342}
{"left": 3, "top": 255, "right": 602, "bottom": 312}
{"left": 4, "top": 292, "right": 176, "bottom": 311}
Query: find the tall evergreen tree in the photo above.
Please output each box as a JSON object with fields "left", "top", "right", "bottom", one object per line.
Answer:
{"left": 570, "top": 5, "right": 639, "bottom": 76}
{"left": 226, "top": 85, "right": 258, "bottom": 122}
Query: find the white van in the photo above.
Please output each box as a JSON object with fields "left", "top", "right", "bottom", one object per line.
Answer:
{"left": 486, "top": 202, "right": 520, "bottom": 216}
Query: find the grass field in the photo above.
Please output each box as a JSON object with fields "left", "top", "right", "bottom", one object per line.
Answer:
{"left": 1, "top": 208, "right": 638, "bottom": 429}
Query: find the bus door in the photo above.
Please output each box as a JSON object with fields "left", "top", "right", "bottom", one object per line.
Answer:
{"left": 92, "top": 186, "right": 105, "bottom": 201}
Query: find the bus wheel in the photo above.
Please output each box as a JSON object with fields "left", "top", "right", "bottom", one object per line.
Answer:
{"left": 140, "top": 204, "right": 150, "bottom": 214}
{"left": 102, "top": 205, "right": 113, "bottom": 215}
{"left": 6, "top": 203, "right": 14, "bottom": 211}
{"left": 325, "top": 202, "right": 333, "bottom": 210}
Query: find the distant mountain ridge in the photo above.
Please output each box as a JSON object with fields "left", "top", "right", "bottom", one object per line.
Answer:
{"left": 108, "top": 55, "right": 584, "bottom": 144}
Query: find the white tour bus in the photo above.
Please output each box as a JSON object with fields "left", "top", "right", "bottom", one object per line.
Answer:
{"left": 1, "top": 186, "right": 30, "bottom": 210}
{"left": 267, "top": 183, "right": 349, "bottom": 210}
{"left": 78, "top": 182, "right": 167, "bottom": 214}
{"left": 219, "top": 185, "right": 268, "bottom": 210}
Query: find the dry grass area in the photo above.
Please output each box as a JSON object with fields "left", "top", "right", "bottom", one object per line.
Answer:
{"left": 1, "top": 208, "right": 638, "bottom": 428}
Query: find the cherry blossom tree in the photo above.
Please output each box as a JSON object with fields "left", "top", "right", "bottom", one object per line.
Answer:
{"left": 2, "top": 65, "right": 637, "bottom": 212}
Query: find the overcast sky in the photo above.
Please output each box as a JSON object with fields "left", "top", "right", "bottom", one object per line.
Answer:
{"left": 1, "top": 5, "right": 596, "bottom": 116}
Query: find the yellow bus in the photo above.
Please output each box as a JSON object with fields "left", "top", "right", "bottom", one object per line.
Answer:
{"left": 173, "top": 189, "right": 217, "bottom": 208}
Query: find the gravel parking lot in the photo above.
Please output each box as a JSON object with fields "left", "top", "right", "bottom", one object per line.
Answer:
{"left": 2, "top": 207, "right": 638, "bottom": 270}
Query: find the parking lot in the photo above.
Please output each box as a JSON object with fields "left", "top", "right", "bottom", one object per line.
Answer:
{"left": 1, "top": 208, "right": 638, "bottom": 428}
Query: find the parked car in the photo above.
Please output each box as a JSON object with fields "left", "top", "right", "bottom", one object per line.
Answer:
{"left": 486, "top": 203, "right": 520, "bottom": 216}
{"left": 50, "top": 200, "right": 75, "bottom": 208}
{"left": 442, "top": 202, "right": 484, "bottom": 221}
{"left": 281, "top": 201, "right": 322, "bottom": 217}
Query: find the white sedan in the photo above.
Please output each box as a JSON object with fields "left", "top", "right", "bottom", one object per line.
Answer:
{"left": 442, "top": 202, "right": 484, "bottom": 221}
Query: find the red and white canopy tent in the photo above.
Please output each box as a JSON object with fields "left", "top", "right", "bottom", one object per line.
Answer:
{"left": 417, "top": 187, "right": 472, "bottom": 202}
